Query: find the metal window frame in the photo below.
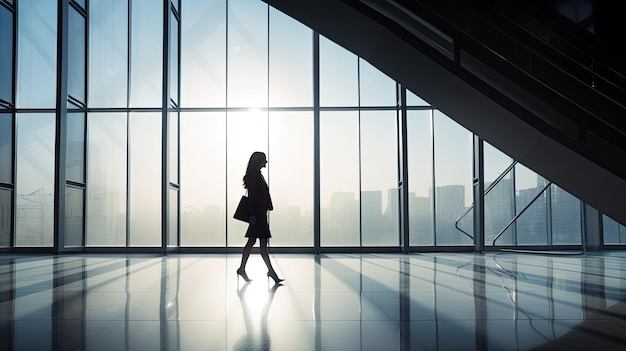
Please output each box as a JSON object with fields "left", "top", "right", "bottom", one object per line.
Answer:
{"left": 4, "top": 0, "right": 618, "bottom": 253}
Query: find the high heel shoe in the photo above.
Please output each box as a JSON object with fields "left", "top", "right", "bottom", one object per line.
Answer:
{"left": 237, "top": 268, "right": 252, "bottom": 282}
{"left": 267, "top": 271, "right": 284, "bottom": 284}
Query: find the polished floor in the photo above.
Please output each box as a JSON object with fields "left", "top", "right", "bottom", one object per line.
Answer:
{"left": 1, "top": 251, "right": 626, "bottom": 351}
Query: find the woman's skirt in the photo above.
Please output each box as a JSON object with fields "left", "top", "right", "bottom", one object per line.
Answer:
{"left": 245, "top": 213, "right": 272, "bottom": 238}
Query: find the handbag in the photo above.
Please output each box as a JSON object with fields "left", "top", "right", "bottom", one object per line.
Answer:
{"left": 233, "top": 191, "right": 250, "bottom": 223}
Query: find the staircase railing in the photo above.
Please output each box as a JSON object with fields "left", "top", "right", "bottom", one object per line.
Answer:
{"left": 491, "top": 180, "right": 552, "bottom": 247}
{"left": 454, "top": 161, "right": 518, "bottom": 240}
{"left": 453, "top": 160, "right": 556, "bottom": 248}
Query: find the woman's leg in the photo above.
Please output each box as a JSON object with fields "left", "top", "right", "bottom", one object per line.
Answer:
{"left": 259, "top": 238, "right": 275, "bottom": 273}
{"left": 260, "top": 238, "right": 284, "bottom": 283}
{"left": 239, "top": 237, "right": 256, "bottom": 271}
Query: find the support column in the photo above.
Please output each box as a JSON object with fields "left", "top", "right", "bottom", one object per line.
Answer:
{"left": 161, "top": 0, "right": 171, "bottom": 253}
{"left": 472, "top": 136, "right": 484, "bottom": 252}
{"left": 399, "top": 88, "right": 409, "bottom": 253}
{"left": 583, "top": 204, "right": 602, "bottom": 252}
{"left": 313, "top": 31, "right": 320, "bottom": 254}
{"left": 54, "top": 0, "right": 69, "bottom": 253}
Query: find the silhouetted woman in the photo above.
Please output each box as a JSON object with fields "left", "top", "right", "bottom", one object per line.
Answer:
{"left": 236, "top": 151, "right": 284, "bottom": 285}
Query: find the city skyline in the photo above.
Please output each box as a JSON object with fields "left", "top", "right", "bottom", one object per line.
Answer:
{"left": 11, "top": 179, "right": 582, "bottom": 247}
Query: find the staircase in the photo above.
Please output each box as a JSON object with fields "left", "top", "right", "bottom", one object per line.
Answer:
{"left": 264, "top": 0, "right": 626, "bottom": 225}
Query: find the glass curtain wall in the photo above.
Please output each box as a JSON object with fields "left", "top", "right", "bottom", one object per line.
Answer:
{"left": 406, "top": 107, "right": 475, "bottom": 247}
{"left": 407, "top": 107, "right": 434, "bottom": 246}
{"left": 267, "top": 7, "right": 314, "bottom": 247}
{"left": 432, "top": 111, "right": 473, "bottom": 246}
{"left": 2, "top": 0, "right": 605, "bottom": 250}
{"left": 319, "top": 40, "right": 400, "bottom": 247}
{"left": 179, "top": 0, "right": 226, "bottom": 246}
{"left": 319, "top": 35, "right": 361, "bottom": 246}
{"left": 13, "top": 0, "right": 57, "bottom": 247}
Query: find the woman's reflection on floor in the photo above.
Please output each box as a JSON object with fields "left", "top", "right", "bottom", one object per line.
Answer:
{"left": 234, "top": 282, "right": 283, "bottom": 351}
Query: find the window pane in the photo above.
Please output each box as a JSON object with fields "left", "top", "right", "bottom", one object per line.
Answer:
{"left": 86, "top": 113, "right": 127, "bottom": 247}
{"left": 74, "top": 0, "right": 86, "bottom": 10}
{"left": 89, "top": 0, "right": 128, "bottom": 108}
{"left": 268, "top": 111, "right": 313, "bottom": 246}
{"left": 406, "top": 89, "right": 429, "bottom": 106}
{"left": 433, "top": 111, "right": 472, "bottom": 246}
{"left": 484, "top": 142, "right": 514, "bottom": 246}
{"left": 16, "top": 113, "right": 55, "bottom": 247}
{"left": 67, "top": 112, "right": 85, "bottom": 183}
{"left": 0, "top": 6, "right": 13, "bottom": 104}
{"left": 0, "top": 188, "right": 11, "bottom": 247}
{"left": 130, "top": 0, "right": 162, "bottom": 108}
{"left": 17, "top": 0, "right": 57, "bottom": 108}
{"left": 181, "top": 0, "right": 226, "bottom": 108}
{"left": 180, "top": 112, "right": 226, "bottom": 247}
{"left": 408, "top": 110, "right": 433, "bottom": 246}
{"left": 515, "top": 164, "right": 547, "bottom": 245}
{"left": 359, "top": 59, "right": 396, "bottom": 107}
{"left": 361, "top": 110, "right": 398, "bottom": 246}
{"left": 551, "top": 185, "right": 581, "bottom": 244}
{"left": 516, "top": 199, "right": 547, "bottom": 245}
{"left": 226, "top": 110, "right": 268, "bottom": 247}
{"left": 320, "top": 111, "right": 359, "bottom": 246}
{"left": 603, "top": 215, "right": 626, "bottom": 244}
{"left": 169, "top": 13, "right": 179, "bottom": 105}
{"left": 65, "top": 186, "right": 84, "bottom": 247}
{"left": 320, "top": 36, "right": 357, "bottom": 107}
{"left": 0, "top": 113, "right": 12, "bottom": 183}
{"left": 129, "top": 113, "right": 162, "bottom": 246}
{"left": 484, "top": 142, "right": 514, "bottom": 183}
{"left": 68, "top": 7, "right": 86, "bottom": 103}
{"left": 227, "top": 0, "right": 267, "bottom": 108}
{"left": 269, "top": 8, "right": 312, "bottom": 107}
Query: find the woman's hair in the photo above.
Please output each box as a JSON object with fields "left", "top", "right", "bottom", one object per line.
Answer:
{"left": 243, "top": 151, "right": 266, "bottom": 188}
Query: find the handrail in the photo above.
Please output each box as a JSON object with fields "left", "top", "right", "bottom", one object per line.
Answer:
{"left": 463, "top": 0, "right": 626, "bottom": 92}
{"left": 454, "top": 161, "right": 518, "bottom": 239}
{"left": 503, "top": 0, "right": 626, "bottom": 80}
{"left": 431, "top": 0, "right": 626, "bottom": 108}
{"left": 453, "top": 160, "right": 554, "bottom": 248}
{"left": 356, "top": 0, "right": 626, "bottom": 151}
{"left": 491, "top": 181, "right": 552, "bottom": 246}
{"left": 449, "top": 0, "right": 626, "bottom": 133}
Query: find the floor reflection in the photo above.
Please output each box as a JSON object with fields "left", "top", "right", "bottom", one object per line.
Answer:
{"left": 0, "top": 252, "right": 625, "bottom": 350}
{"left": 233, "top": 282, "right": 282, "bottom": 350}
